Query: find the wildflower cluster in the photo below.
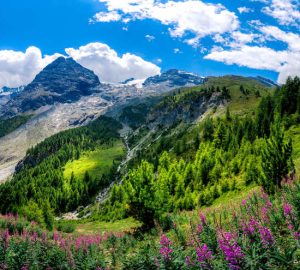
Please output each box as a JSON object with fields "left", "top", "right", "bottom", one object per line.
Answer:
{"left": 218, "top": 232, "right": 244, "bottom": 270}
{"left": 159, "top": 234, "right": 173, "bottom": 261}
{"left": 152, "top": 182, "right": 300, "bottom": 269}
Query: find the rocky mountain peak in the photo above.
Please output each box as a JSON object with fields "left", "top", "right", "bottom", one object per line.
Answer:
{"left": 1, "top": 57, "right": 101, "bottom": 116}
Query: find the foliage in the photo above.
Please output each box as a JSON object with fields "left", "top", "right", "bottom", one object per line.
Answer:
{"left": 124, "top": 182, "right": 300, "bottom": 270}
{"left": 0, "top": 116, "right": 123, "bottom": 229}
{"left": 0, "top": 115, "right": 31, "bottom": 138}
{"left": 261, "top": 120, "right": 294, "bottom": 193}
{"left": 99, "top": 77, "right": 300, "bottom": 228}
{"left": 0, "top": 213, "right": 124, "bottom": 269}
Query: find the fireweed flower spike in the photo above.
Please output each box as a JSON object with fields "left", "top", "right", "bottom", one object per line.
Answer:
{"left": 159, "top": 234, "right": 173, "bottom": 261}
{"left": 283, "top": 202, "right": 293, "bottom": 217}
{"left": 218, "top": 232, "right": 244, "bottom": 270}
{"left": 196, "top": 244, "right": 213, "bottom": 268}
{"left": 259, "top": 226, "right": 274, "bottom": 247}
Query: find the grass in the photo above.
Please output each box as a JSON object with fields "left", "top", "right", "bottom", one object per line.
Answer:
{"left": 75, "top": 217, "right": 141, "bottom": 234}
{"left": 287, "top": 124, "right": 300, "bottom": 173}
{"left": 172, "top": 185, "right": 260, "bottom": 226}
{"left": 56, "top": 217, "right": 141, "bottom": 235}
{"left": 204, "top": 76, "right": 274, "bottom": 115}
{"left": 63, "top": 140, "right": 125, "bottom": 180}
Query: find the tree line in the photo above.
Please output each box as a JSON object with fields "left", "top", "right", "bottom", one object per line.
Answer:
{"left": 0, "top": 116, "right": 122, "bottom": 229}
{"left": 99, "top": 77, "right": 300, "bottom": 228}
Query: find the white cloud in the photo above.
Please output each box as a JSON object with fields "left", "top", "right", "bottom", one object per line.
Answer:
{"left": 205, "top": 21, "right": 300, "bottom": 84}
{"left": 205, "top": 45, "right": 287, "bottom": 70}
{"left": 93, "top": 0, "right": 239, "bottom": 45}
{"left": 174, "top": 48, "right": 182, "bottom": 54}
{"left": 204, "top": 45, "right": 300, "bottom": 84}
{"left": 230, "top": 31, "right": 258, "bottom": 47}
{"left": 260, "top": 25, "right": 300, "bottom": 51}
{"left": 145, "top": 34, "right": 155, "bottom": 42}
{"left": 238, "top": 7, "right": 253, "bottom": 13}
{"left": 90, "top": 10, "right": 121, "bottom": 22}
{"left": 155, "top": 58, "right": 163, "bottom": 64}
{"left": 213, "top": 31, "right": 259, "bottom": 48}
{"left": 65, "top": 42, "right": 161, "bottom": 83}
{"left": 0, "top": 47, "right": 61, "bottom": 88}
{"left": 262, "top": 0, "right": 300, "bottom": 27}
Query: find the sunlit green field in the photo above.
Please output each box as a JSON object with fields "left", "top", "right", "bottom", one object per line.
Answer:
{"left": 75, "top": 217, "right": 140, "bottom": 234}
{"left": 63, "top": 140, "right": 125, "bottom": 180}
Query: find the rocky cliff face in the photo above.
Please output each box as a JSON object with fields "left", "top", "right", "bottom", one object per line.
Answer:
{"left": 1, "top": 57, "right": 101, "bottom": 116}
{"left": 147, "top": 91, "right": 225, "bottom": 128}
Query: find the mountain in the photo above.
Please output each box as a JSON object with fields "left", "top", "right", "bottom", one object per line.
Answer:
{"left": 1, "top": 57, "right": 101, "bottom": 116}
{"left": 0, "top": 86, "right": 25, "bottom": 95}
{"left": 0, "top": 86, "right": 24, "bottom": 107}
{"left": 250, "top": 76, "right": 278, "bottom": 87}
{"left": 1, "top": 70, "right": 298, "bottom": 270}
{"left": 142, "top": 69, "right": 206, "bottom": 91}
{"left": 0, "top": 57, "right": 277, "bottom": 183}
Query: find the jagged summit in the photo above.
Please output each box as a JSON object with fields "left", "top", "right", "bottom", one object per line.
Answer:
{"left": 1, "top": 57, "right": 101, "bottom": 116}
{"left": 143, "top": 69, "right": 206, "bottom": 89}
{"left": 25, "top": 57, "right": 100, "bottom": 94}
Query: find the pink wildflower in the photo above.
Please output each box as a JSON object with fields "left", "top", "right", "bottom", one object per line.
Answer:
{"left": 200, "top": 213, "right": 207, "bottom": 225}
{"left": 259, "top": 226, "right": 274, "bottom": 247}
{"left": 159, "top": 234, "right": 173, "bottom": 261}
{"left": 196, "top": 244, "right": 213, "bottom": 268}
{"left": 283, "top": 203, "right": 293, "bottom": 217}
{"left": 218, "top": 232, "right": 244, "bottom": 270}
{"left": 241, "top": 199, "right": 247, "bottom": 206}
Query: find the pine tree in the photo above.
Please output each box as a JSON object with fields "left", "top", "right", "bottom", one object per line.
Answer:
{"left": 261, "top": 120, "right": 294, "bottom": 193}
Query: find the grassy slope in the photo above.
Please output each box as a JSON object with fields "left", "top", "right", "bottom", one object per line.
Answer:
{"left": 205, "top": 76, "right": 273, "bottom": 115}
{"left": 74, "top": 217, "right": 140, "bottom": 234}
{"left": 64, "top": 140, "right": 125, "bottom": 180}
{"left": 288, "top": 125, "right": 300, "bottom": 173}
{"left": 60, "top": 77, "right": 283, "bottom": 234}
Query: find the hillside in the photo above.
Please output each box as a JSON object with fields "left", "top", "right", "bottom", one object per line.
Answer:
{"left": 0, "top": 75, "right": 299, "bottom": 270}
{"left": 0, "top": 116, "right": 125, "bottom": 228}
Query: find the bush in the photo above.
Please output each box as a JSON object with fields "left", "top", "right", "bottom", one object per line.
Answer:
{"left": 57, "top": 222, "right": 76, "bottom": 233}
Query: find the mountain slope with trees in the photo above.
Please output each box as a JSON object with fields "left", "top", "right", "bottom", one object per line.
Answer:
{"left": 0, "top": 116, "right": 124, "bottom": 229}
{"left": 90, "top": 77, "right": 299, "bottom": 229}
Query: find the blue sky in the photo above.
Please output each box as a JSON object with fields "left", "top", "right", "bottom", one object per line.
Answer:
{"left": 0, "top": 0, "right": 299, "bottom": 87}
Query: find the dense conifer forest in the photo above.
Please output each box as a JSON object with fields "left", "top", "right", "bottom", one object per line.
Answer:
{"left": 0, "top": 116, "right": 123, "bottom": 229}
{"left": 98, "top": 77, "right": 299, "bottom": 228}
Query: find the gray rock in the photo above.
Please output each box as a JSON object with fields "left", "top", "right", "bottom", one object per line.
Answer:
{"left": 143, "top": 69, "right": 206, "bottom": 91}
{"left": 1, "top": 57, "right": 101, "bottom": 116}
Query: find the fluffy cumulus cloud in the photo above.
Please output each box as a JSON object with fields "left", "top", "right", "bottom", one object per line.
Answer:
{"left": 0, "top": 43, "right": 160, "bottom": 88}
{"left": 0, "top": 47, "right": 61, "bottom": 88}
{"left": 93, "top": 0, "right": 239, "bottom": 45}
{"left": 65, "top": 42, "right": 160, "bottom": 83}
{"left": 205, "top": 30, "right": 300, "bottom": 84}
{"left": 91, "top": 0, "right": 300, "bottom": 83}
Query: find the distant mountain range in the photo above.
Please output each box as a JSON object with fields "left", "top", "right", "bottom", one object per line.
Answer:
{"left": 0, "top": 57, "right": 278, "bottom": 118}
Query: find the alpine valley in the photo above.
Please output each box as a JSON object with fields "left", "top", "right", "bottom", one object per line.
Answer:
{"left": 1, "top": 56, "right": 300, "bottom": 270}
